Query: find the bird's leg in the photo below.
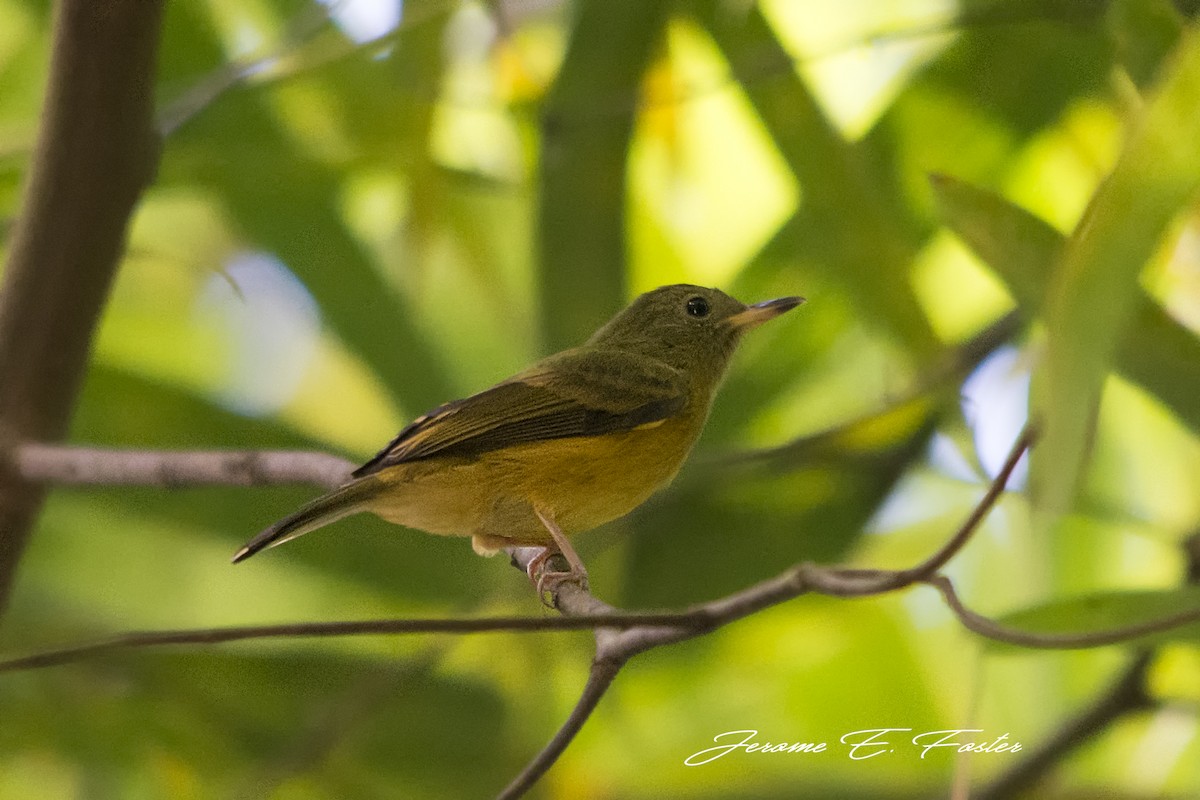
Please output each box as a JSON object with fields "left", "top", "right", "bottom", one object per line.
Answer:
{"left": 527, "top": 507, "right": 589, "bottom": 603}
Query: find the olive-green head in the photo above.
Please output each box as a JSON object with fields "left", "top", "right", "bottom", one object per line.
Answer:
{"left": 587, "top": 284, "right": 803, "bottom": 382}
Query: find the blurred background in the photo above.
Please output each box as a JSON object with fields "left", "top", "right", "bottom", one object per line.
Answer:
{"left": 2, "top": 0, "right": 1200, "bottom": 797}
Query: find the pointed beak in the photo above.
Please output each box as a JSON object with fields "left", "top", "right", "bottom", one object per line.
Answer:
{"left": 726, "top": 296, "right": 805, "bottom": 331}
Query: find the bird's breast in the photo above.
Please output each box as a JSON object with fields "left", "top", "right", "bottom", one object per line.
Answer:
{"left": 499, "top": 411, "right": 702, "bottom": 529}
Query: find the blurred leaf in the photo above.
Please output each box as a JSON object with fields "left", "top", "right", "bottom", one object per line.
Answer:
{"left": 930, "top": 174, "right": 1066, "bottom": 303}
{"left": 991, "top": 587, "right": 1200, "bottom": 650}
{"left": 156, "top": 0, "right": 227, "bottom": 94}
{"left": 10, "top": 3, "right": 1200, "bottom": 797}
{"left": 1107, "top": 0, "right": 1186, "bottom": 86}
{"left": 921, "top": 1, "right": 1112, "bottom": 137}
{"left": 871, "top": 0, "right": 1113, "bottom": 229}
{"left": 71, "top": 366, "right": 319, "bottom": 451}
{"left": 702, "top": 285, "right": 831, "bottom": 443}
{"left": 537, "top": 0, "right": 669, "bottom": 349}
{"left": 621, "top": 395, "right": 940, "bottom": 606}
{"left": 956, "top": 0, "right": 1114, "bottom": 26}
{"left": 160, "top": 12, "right": 455, "bottom": 414}
{"left": 1119, "top": 301, "right": 1200, "bottom": 431}
{"left": 932, "top": 175, "right": 1200, "bottom": 435}
{"left": 688, "top": 0, "right": 939, "bottom": 355}
{"left": 1036, "top": 29, "right": 1200, "bottom": 520}
{"left": 0, "top": 650, "right": 510, "bottom": 800}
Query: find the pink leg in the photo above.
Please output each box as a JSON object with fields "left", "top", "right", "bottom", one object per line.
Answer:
{"left": 527, "top": 507, "right": 589, "bottom": 602}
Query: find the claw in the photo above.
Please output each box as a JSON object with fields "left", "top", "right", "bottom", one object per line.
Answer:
{"left": 525, "top": 508, "right": 589, "bottom": 607}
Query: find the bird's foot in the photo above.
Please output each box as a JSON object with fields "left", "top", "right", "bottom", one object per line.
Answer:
{"left": 526, "top": 549, "right": 589, "bottom": 607}
{"left": 527, "top": 507, "right": 589, "bottom": 607}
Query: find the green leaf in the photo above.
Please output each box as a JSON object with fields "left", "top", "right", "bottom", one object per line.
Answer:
{"left": 913, "top": 1, "right": 1112, "bottom": 138}
{"left": 689, "top": 0, "right": 939, "bottom": 355}
{"left": 0, "top": 649, "right": 510, "bottom": 799}
{"left": 1037, "top": 29, "right": 1200, "bottom": 520}
{"left": 537, "top": 0, "right": 670, "bottom": 350}
{"left": 929, "top": 174, "right": 1065, "bottom": 310}
{"left": 1107, "top": 0, "right": 1185, "bottom": 87}
{"left": 931, "top": 174, "right": 1200, "bottom": 436}
{"left": 160, "top": 16, "right": 455, "bottom": 414}
{"left": 991, "top": 587, "right": 1200, "bottom": 651}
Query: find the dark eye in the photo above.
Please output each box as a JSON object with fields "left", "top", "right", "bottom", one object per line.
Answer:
{"left": 686, "top": 296, "right": 710, "bottom": 318}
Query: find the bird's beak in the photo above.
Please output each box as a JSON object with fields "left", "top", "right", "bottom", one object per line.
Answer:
{"left": 726, "top": 296, "right": 805, "bottom": 331}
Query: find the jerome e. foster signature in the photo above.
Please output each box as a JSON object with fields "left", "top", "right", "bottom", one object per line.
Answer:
{"left": 685, "top": 728, "right": 1023, "bottom": 766}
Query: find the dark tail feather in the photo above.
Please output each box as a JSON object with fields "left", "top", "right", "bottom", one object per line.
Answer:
{"left": 231, "top": 477, "right": 381, "bottom": 564}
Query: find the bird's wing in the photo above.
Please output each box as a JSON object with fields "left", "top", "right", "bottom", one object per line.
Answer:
{"left": 351, "top": 348, "right": 687, "bottom": 477}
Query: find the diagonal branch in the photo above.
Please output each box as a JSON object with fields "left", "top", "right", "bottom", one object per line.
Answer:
{"left": 972, "top": 531, "right": 1200, "bottom": 799}
{"left": 0, "top": 0, "right": 165, "bottom": 617}
{"left": 891, "top": 424, "right": 1036, "bottom": 584}
{"left": 494, "top": 659, "right": 623, "bottom": 800}
{"left": 973, "top": 652, "right": 1154, "bottom": 800}
{"left": 9, "top": 435, "right": 1200, "bottom": 669}
{"left": 8, "top": 555, "right": 1198, "bottom": 675}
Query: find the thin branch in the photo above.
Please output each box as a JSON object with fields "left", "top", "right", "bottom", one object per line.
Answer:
{"left": 926, "top": 575, "right": 1200, "bottom": 650}
{"left": 890, "top": 424, "right": 1036, "bottom": 584}
{"left": 973, "top": 652, "right": 1154, "bottom": 800}
{"left": 714, "top": 310, "right": 1022, "bottom": 469}
{"left": 0, "top": 611, "right": 709, "bottom": 674}
{"left": 11, "top": 435, "right": 1200, "bottom": 670}
{"left": 0, "top": 0, "right": 165, "bottom": 616}
{"left": 975, "top": 531, "right": 1200, "bottom": 799}
{"left": 156, "top": 1, "right": 337, "bottom": 136}
{"left": 495, "top": 659, "right": 623, "bottom": 800}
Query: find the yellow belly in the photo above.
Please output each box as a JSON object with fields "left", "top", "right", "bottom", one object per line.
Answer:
{"left": 363, "top": 414, "right": 700, "bottom": 550}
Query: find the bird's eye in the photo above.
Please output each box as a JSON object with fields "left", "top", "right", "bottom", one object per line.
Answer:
{"left": 686, "top": 296, "right": 710, "bottom": 318}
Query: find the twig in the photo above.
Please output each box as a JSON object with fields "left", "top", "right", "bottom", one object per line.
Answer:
{"left": 156, "top": 1, "right": 337, "bottom": 136}
{"left": 890, "top": 424, "right": 1036, "bottom": 584}
{"left": 0, "top": 611, "right": 709, "bottom": 673}
{"left": 494, "top": 659, "right": 623, "bottom": 800}
{"left": 973, "top": 653, "right": 1154, "bottom": 800}
{"left": 8, "top": 438, "right": 1199, "bottom": 657}
{"left": 971, "top": 531, "right": 1200, "bottom": 799}
{"left": 926, "top": 575, "right": 1200, "bottom": 649}
{"left": 34, "top": 549, "right": 1200, "bottom": 678}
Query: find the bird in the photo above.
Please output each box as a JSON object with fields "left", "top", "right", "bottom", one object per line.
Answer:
{"left": 232, "top": 284, "right": 802, "bottom": 590}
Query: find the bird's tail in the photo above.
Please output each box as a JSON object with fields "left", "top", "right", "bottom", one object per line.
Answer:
{"left": 232, "top": 476, "right": 383, "bottom": 564}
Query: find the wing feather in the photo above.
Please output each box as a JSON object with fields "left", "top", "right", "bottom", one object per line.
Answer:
{"left": 352, "top": 348, "right": 686, "bottom": 477}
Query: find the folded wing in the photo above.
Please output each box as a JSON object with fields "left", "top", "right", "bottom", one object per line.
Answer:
{"left": 352, "top": 347, "right": 688, "bottom": 477}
